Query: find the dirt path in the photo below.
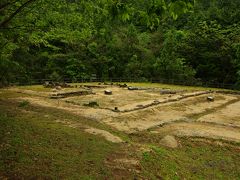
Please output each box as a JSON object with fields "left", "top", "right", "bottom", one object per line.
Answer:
{"left": 153, "top": 122, "right": 240, "bottom": 143}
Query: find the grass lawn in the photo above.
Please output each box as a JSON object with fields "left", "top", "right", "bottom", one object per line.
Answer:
{"left": 140, "top": 140, "right": 240, "bottom": 180}
{"left": 0, "top": 98, "right": 118, "bottom": 179}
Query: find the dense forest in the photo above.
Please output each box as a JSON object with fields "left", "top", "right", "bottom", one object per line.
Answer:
{"left": 0, "top": 0, "right": 240, "bottom": 88}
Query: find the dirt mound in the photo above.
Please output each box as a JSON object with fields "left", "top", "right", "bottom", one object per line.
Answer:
{"left": 155, "top": 122, "right": 240, "bottom": 143}
{"left": 85, "top": 128, "right": 123, "bottom": 143}
{"left": 160, "top": 135, "right": 179, "bottom": 148}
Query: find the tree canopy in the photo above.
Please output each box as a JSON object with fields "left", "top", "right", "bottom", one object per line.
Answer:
{"left": 0, "top": 0, "right": 240, "bottom": 88}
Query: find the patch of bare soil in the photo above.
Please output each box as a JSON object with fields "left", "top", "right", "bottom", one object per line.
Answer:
{"left": 197, "top": 100, "right": 240, "bottom": 128}
{"left": 103, "top": 94, "right": 237, "bottom": 133}
{"left": 85, "top": 128, "right": 123, "bottom": 143}
{"left": 65, "top": 87, "right": 170, "bottom": 109}
{"left": 15, "top": 96, "right": 117, "bottom": 120}
{"left": 9, "top": 88, "right": 50, "bottom": 97}
{"left": 154, "top": 122, "right": 240, "bottom": 143}
{"left": 16, "top": 92, "right": 236, "bottom": 134}
{"left": 11, "top": 87, "right": 240, "bottom": 144}
{"left": 55, "top": 120, "right": 123, "bottom": 143}
{"left": 159, "top": 135, "right": 179, "bottom": 148}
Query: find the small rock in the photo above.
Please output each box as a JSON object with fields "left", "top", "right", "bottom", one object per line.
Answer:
{"left": 52, "top": 88, "right": 57, "bottom": 92}
{"left": 160, "top": 89, "right": 177, "bottom": 95}
{"left": 114, "top": 107, "right": 119, "bottom": 111}
{"left": 153, "top": 100, "right": 160, "bottom": 104}
{"left": 56, "top": 86, "right": 62, "bottom": 90}
{"left": 207, "top": 96, "right": 214, "bottom": 102}
{"left": 128, "top": 86, "right": 138, "bottom": 90}
{"left": 119, "top": 84, "right": 128, "bottom": 88}
{"left": 104, "top": 90, "right": 112, "bottom": 95}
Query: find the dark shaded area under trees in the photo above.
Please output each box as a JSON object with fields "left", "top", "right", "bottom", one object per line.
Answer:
{"left": 0, "top": 0, "right": 240, "bottom": 89}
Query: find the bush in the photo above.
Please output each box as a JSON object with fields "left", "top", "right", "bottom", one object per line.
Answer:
{"left": 18, "top": 100, "right": 29, "bottom": 107}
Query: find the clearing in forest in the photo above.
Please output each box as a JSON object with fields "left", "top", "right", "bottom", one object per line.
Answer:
{"left": 12, "top": 83, "right": 240, "bottom": 141}
{"left": 1, "top": 83, "right": 240, "bottom": 179}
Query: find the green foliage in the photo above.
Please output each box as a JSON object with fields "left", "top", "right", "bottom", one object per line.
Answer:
{"left": 153, "top": 30, "right": 196, "bottom": 80}
{"left": 49, "top": 71, "right": 62, "bottom": 82}
{"left": 0, "top": 0, "right": 240, "bottom": 88}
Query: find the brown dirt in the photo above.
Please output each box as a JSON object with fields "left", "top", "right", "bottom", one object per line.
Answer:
{"left": 159, "top": 135, "right": 179, "bottom": 148}
{"left": 55, "top": 119, "right": 123, "bottom": 143}
{"left": 197, "top": 100, "right": 240, "bottom": 128}
{"left": 65, "top": 87, "right": 170, "bottom": 109}
{"left": 10, "top": 88, "right": 50, "bottom": 97}
{"left": 103, "top": 94, "right": 237, "bottom": 133}
{"left": 153, "top": 122, "right": 240, "bottom": 143}
{"left": 9, "top": 86, "right": 240, "bottom": 143}
{"left": 15, "top": 96, "right": 117, "bottom": 120}
{"left": 85, "top": 128, "right": 123, "bottom": 143}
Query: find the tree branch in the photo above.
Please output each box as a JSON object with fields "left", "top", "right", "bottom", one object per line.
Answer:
{"left": 0, "top": 0, "right": 37, "bottom": 28}
{"left": 0, "top": 0, "right": 19, "bottom": 11}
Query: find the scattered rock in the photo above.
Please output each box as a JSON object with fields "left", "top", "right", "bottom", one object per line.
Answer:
{"left": 114, "top": 107, "right": 120, "bottom": 112}
{"left": 84, "top": 85, "right": 106, "bottom": 88}
{"left": 128, "top": 86, "right": 139, "bottom": 90}
{"left": 119, "top": 83, "right": 128, "bottom": 88}
{"left": 50, "top": 90, "right": 93, "bottom": 99}
{"left": 44, "top": 81, "right": 72, "bottom": 88}
{"left": 160, "top": 89, "right": 177, "bottom": 95}
{"left": 207, "top": 96, "right": 214, "bottom": 102}
{"left": 44, "top": 81, "right": 50, "bottom": 87}
{"left": 56, "top": 86, "right": 62, "bottom": 90}
{"left": 153, "top": 100, "right": 160, "bottom": 104}
{"left": 104, "top": 90, "right": 112, "bottom": 95}
{"left": 160, "top": 135, "right": 179, "bottom": 148}
{"left": 52, "top": 88, "right": 57, "bottom": 92}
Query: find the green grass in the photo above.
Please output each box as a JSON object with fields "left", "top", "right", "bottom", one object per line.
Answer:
{"left": 125, "top": 82, "right": 225, "bottom": 91}
{"left": 140, "top": 140, "right": 240, "bottom": 180}
{"left": 128, "top": 130, "right": 240, "bottom": 180}
{"left": 0, "top": 100, "right": 118, "bottom": 179}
